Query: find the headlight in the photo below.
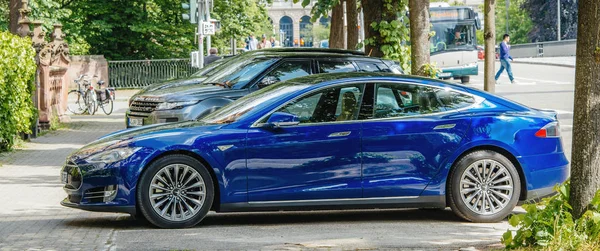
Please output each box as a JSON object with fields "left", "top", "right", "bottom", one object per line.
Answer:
{"left": 86, "top": 147, "right": 141, "bottom": 163}
{"left": 155, "top": 101, "right": 198, "bottom": 110}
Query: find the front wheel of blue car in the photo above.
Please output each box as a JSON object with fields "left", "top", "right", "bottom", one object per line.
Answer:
{"left": 137, "top": 155, "right": 214, "bottom": 228}
{"left": 448, "top": 150, "right": 521, "bottom": 223}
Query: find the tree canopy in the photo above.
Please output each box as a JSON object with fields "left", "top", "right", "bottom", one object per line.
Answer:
{"left": 1, "top": 0, "right": 272, "bottom": 60}
{"left": 523, "top": 0, "right": 578, "bottom": 42}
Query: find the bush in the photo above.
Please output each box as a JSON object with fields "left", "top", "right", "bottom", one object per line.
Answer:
{"left": 0, "top": 31, "right": 37, "bottom": 151}
{"left": 502, "top": 181, "right": 600, "bottom": 250}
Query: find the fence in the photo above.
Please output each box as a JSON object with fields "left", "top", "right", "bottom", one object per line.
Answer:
{"left": 108, "top": 59, "right": 200, "bottom": 88}
{"left": 511, "top": 39, "right": 576, "bottom": 58}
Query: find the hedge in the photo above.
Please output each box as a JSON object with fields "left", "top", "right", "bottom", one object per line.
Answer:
{"left": 0, "top": 31, "right": 37, "bottom": 151}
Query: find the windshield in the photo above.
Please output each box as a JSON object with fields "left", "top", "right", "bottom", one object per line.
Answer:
{"left": 202, "top": 57, "right": 278, "bottom": 89}
{"left": 190, "top": 56, "right": 234, "bottom": 78}
{"left": 430, "top": 22, "right": 476, "bottom": 53}
{"left": 201, "top": 83, "right": 309, "bottom": 124}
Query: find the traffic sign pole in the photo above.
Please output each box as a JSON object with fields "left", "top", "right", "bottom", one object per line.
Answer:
{"left": 197, "top": 0, "right": 204, "bottom": 68}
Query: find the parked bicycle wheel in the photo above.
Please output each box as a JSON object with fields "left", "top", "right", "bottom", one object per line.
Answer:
{"left": 101, "top": 98, "right": 113, "bottom": 115}
{"left": 84, "top": 90, "right": 96, "bottom": 115}
{"left": 67, "top": 90, "right": 86, "bottom": 115}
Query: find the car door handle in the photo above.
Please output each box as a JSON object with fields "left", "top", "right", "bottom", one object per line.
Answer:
{"left": 329, "top": 131, "right": 352, "bottom": 137}
{"left": 434, "top": 124, "right": 456, "bottom": 130}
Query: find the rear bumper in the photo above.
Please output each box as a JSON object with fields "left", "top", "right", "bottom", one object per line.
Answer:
{"left": 519, "top": 152, "right": 570, "bottom": 200}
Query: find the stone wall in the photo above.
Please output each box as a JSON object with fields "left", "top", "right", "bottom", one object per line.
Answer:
{"left": 67, "top": 55, "right": 109, "bottom": 90}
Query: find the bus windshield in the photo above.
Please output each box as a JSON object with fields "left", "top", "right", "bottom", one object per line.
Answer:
{"left": 430, "top": 22, "right": 476, "bottom": 53}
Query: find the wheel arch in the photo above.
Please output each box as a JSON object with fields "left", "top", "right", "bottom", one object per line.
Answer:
{"left": 137, "top": 149, "right": 222, "bottom": 212}
{"left": 445, "top": 145, "right": 528, "bottom": 204}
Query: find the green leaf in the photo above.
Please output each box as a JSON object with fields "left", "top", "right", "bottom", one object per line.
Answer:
{"left": 502, "top": 230, "right": 513, "bottom": 246}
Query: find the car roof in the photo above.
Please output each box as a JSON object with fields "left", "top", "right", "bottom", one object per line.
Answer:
{"left": 283, "top": 72, "right": 450, "bottom": 87}
{"left": 278, "top": 72, "right": 532, "bottom": 112}
{"left": 247, "top": 47, "right": 365, "bottom": 56}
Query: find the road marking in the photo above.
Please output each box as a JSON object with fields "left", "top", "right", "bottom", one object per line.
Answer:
{"left": 477, "top": 71, "right": 573, "bottom": 85}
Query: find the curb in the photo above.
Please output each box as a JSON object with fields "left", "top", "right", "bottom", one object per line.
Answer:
{"left": 511, "top": 60, "right": 575, "bottom": 68}
{"left": 479, "top": 59, "right": 575, "bottom": 68}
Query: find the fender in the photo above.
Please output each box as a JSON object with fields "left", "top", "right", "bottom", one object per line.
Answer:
{"left": 420, "top": 139, "right": 524, "bottom": 197}
{"left": 191, "top": 98, "right": 235, "bottom": 119}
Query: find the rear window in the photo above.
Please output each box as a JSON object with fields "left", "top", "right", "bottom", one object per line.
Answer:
{"left": 436, "top": 89, "right": 476, "bottom": 110}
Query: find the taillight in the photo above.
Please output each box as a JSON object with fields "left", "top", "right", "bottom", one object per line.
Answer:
{"left": 535, "top": 122, "right": 560, "bottom": 138}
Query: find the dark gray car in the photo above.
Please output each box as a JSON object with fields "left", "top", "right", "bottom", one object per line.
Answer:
{"left": 126, "top": 48, "right": 402, "bottom": 128}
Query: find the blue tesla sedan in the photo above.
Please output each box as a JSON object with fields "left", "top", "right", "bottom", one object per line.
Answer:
{"left": 61, "top": 73, "right": 569, "bottom": 228}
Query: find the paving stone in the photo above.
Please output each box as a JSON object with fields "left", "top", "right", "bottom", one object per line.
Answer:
{"left": 0, "top": 100, "right": 131, "bottom": 251}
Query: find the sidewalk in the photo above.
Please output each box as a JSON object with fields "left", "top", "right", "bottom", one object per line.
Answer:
{"left": 512, "top": 56, "right": 576, "bottom": 68}
{"left": 0, "top": 99, "right": 135, "bottom": 250}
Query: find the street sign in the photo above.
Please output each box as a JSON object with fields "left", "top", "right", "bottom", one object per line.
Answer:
{"left": 202, "top": 22, "right": 215, "bottom": 35}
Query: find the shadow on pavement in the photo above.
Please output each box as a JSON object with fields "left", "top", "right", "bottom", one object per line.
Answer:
{"left": 60, "top": 208, "right": 469, "bottom": 230}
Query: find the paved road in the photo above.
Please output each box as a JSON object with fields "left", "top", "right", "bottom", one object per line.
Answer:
{"left": 0, "top": 63, "right": 575, "bottom": 251}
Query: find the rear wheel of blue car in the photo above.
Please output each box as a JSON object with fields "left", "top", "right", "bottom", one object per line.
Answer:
{"left": 137, "top": 155, "right": 214, "bottom": 228}
{"left": 448, "top": 150, "right": 521, "bottom": 223}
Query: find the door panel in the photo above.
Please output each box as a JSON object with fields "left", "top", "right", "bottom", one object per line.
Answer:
{"left": 246, "top": 124, "right": 362, "bottom": 201}
{"left": 246, "top": 84, "right": 365, "bottom": 202}
{"left": 361, "top": 83, "right": 471, "bottom": 197}
{"left": 362, "top": 118, "right": 470, "bottom": 197}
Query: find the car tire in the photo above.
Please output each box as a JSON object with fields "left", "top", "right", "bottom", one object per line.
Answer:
{"left": 448, "top": 150, "right": 521, "bottom": 223}
{"left": 137, "top": 154, "right": 214, "bottom": 228}
{"left": 461, "top": 76, "right": 470, "bottom": 84}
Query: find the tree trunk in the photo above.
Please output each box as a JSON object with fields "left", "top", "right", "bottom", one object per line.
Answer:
{"left": 569, "top": 0, "right": 600, "bottom": 219}
{"left": 362, "top": 0, "right": 384, "bottom": 57}
{"left": 330, "top": 2, "right": 345, "bottom": 49}
{"left": 409, "top": 0, "right": 430, "bottom": 76}
{"left": 9, "top": 0, "right": 20, "bottom": 34}
{"left": 483, "top": 0, "right": 496, "bottom": 93}
{"left": 346, "top": 0, "right": 359, "bottom": 50}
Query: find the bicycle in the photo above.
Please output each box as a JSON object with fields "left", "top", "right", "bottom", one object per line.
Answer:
{"left": 93, "top": 79, "right": 116, "bottom": 115}
{"left": 67, "top": 75, "right": 96, "bottom": 115}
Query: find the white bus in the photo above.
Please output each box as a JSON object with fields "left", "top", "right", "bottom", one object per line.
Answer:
{"left": 429, "top": 4, "right": 481, "bottom": 83}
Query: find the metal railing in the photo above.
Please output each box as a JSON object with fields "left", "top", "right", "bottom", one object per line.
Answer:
{"left": 511, "top": 39, "right": 576, "bottom": 58}
{"left": 108, "top": 59, "right": 200, "bottom": 88}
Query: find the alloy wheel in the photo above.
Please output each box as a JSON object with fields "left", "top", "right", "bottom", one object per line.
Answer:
{"left": 148, "top": 164, "right": 206, "bottom": 222}
{"left": 459, "top": 159, "right": 514, "bottom": 215}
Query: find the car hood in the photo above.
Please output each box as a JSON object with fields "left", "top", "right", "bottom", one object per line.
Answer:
{"left": 141, "top": 77, "right": 207, "bottom": 93}
{"left": 71, "top": 121, "right": 222, "bottom": 161}
{"left": 133, "top": 80, "right": 244, "bottom": 102}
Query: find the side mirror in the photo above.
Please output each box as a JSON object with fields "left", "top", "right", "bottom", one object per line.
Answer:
{"left": 258, "top": 76, "right": 279, "bottom": 88}
{"left": 265, "top": 112, "right": 300, "bottom": 128}
{"left": 475, "top": 15, "right": 482, "bottom": 30}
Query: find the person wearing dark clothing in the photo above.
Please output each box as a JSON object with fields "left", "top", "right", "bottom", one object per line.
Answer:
{"left": 495, "top": 34, "right": 516, "bottom": 84}
{"left": 204, "top": 48, "right": 222, "bottom": 66}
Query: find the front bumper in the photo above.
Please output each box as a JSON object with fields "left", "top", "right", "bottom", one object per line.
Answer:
{"left": 126, "top": 106, "right": 197, "bottom": 128}
{"left": 437, "top": 64, "right": 479, "bottom": 78}
{"left": 60, "top": 159, "right": 140, "bottom": 214}
{"left": 61, "top": 198, "right": 136, "bottom": 214}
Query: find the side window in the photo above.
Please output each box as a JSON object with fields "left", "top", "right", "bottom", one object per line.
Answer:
{"left": 319, "top": 60, "right": 357, "bottom": 73}
{"left": 263, "top": 60, "right": 311, "bottom": 83}
{"left": 374, "top": 83, "right": 445, "bottom": 118}
{"left": 273, "top": 84, "right": 365, "bottom": 124}
{"left": 356, "top": 61, "right": 391, "bottom": 73}
{"left": 436, "top": 89, "right": 476, "bottom": 110}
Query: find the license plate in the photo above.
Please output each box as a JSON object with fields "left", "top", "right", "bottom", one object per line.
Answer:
{"left": 129, "top": 117, "right": 143, "bottom": 127}
{"left": 438, "top": 72, "right": 451, "bottom": 77}
{"left": 61, "top": 171, "right": 68, "bottom": 184}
